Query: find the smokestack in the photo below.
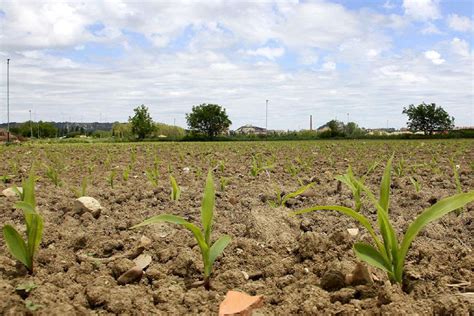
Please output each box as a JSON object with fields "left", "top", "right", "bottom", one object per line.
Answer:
{"left": 310, "top": 115, "right": 313, "bottom": 131}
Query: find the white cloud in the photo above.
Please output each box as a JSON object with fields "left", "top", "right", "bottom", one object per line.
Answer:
{"left": 424, "top": 50, "right": 445, "bottom": 64}
{"left": 403, "top": 0, "right": 440, "bottom": 21}
{"left": 322, "top": 61, "right": 336, "bottom": 71}
{"left": 246, "top": 47, "right": 285, "bottom": 60}
{"left": 421, "top": 22, "right": 443, "bottom": 35}
{"left": 447, "top": 14, "right": 472, "bottom": 32}
{"left": 450, "top": 37, "right": 470, "bottom": 57}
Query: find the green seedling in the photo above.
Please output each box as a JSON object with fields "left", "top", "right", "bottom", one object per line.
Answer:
{"left": 25, "top": 300, "right": 42, "bottom": 312}
{"left": 16, "top": 282, "right": 37, "bottom": 294}
{"left": 450, "top": 158, "right": 463, "bottom": 214}
{"left": 394, "top": 158, "right": 405, "bottom": 177}
{"left": 122, "top": 164, "right": 132, "bottom": 181}
{"left": 44, "top": 164, "right": 62, "bottom": 187}
{"left": 218, "top": 160, "right": 225, "bottom": 173}
{"left": 132, "top": 171, "right": 231, "bottom": 290}
{"left": 335, "top": 166, "right": 363, "bottom": 212}
{"left": 250, "top": 154, "right": 274, "bottom": 177}
{"left": 1, "top": 174, "right": 12, "bottom": 183}
{"left": 2, "top": 173, "right": 44, "bottom": 274}
{"left": 170, "top": 175, "right": 181, "bottom": 201}
{"left": 409, "top": 176, "right": 422, "bottom": 193}
{"left": 292, "top": 157, "right": 474, "bottom": 285}
{"left": 107, "top": 170, "right": 116, "bottom": 189}
{"left": 74, "top": 177, "right": 88, "bottom": 198}
{"left": 146, "top": 158, "right": 160, "bottom": 187}
{"left": 219, "top": 177, "right": 230, "bottom": 192}
{"left": 87, "top": 164, "right": 95, "bottom": 176}
{"left": 269, "top": 182, "right": 314, "bottom": 208}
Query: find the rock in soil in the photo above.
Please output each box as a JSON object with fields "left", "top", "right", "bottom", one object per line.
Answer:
{"left": 321, "top": 270, "right": 346, "bottom": 292}
{"left": 117, "top": 266, "right": 143, "bottom": 285}
{"left": 2, "top": 187, "right": 21, "bottom": 198}
{"left": 74, "top": 196, "right": 102, "bottom": 218}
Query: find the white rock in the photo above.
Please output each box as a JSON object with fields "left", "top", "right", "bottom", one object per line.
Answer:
{"left": 347, "top": 228, "right": 359, "bottom": 237}
{"left": 74, "top": 196, "right": 102, "bottom": 218}
{"left": 134, "top": 254, "right": 152, "bottom": 270}
{"left": 140, "top": 236, "right": 152, "bottom": 248}
{"left": 182, "top": 167, "right": 190, "bottom": 173}
{"left": 242, "top": 271, "right": 249, "bottom": 280}
{"left": 2, "top": 187, "right": 22, "bottom": 198}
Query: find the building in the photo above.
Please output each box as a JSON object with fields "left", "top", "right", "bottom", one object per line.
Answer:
{"left": 235, "top": 124, "right": 267, "bottom": 135}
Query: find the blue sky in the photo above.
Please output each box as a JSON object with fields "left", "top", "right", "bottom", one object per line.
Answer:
{"left": 0, "top": 0, "right": 472, "bottom": 129}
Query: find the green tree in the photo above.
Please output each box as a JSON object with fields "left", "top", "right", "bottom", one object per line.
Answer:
{"left": 402, "top": 103, "right": 454, "bottom": 135}
{"left": 344, "top": 122, "right": 365, "bottom": 137}
{"left": 186, "top": 104, "right": 231, "bottom": 138}
{"left": 129, "top": 105, "right": 154, "bottom": 140}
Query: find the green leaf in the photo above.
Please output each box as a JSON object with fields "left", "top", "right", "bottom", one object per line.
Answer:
{"left": 3, "top": 225, "right": 31, "bottom": 270}
{"left": 291, "top": 205, "right": 384, "bottom": 252}
{"left": 379, "top": 155, "right": 393, "bottom": 213}
{"left": 25, "top": 213, "right": 43, "bottom": 259}
{"left": 201, "top": 171, "right": 215, "bottom": 244}
{"left": 131, "top": 214, "right": 208, "bottom": 254}
{"left": 208, "top": 235, "right": 231, "bottom": 271}
{"left": 281, "top": 182, "right": 314, "bottom": 206}
{"left": 351, "top": 175, "right": 398, "bottom": 267}
{"left": 354, "top": 242, "right": 392, "bottom": 273}
{"left": 170, "top": 175, "right": 180, "bottom": 201}
{"left": 396, "top": 191, "right": 474, "bottom": 281}
{"left": 22, "top": 174, "right": 36, "bottom": 206}
{"left": 15, "top": 201, "right": 36, "bottom": 215}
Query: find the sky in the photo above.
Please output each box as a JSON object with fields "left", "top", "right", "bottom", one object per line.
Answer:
{"left": 0, "top": 0, "right": 473, "bottom": 130}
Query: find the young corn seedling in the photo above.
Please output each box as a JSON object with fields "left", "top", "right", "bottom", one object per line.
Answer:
{"left": 219, "top": 177, "right": 230, "bottom": 192}
{"left": 107, "top": 170, "right": 116, "bottom": 189}
{"left": 393, "top": 158, "right": 405, "bottom": 177}
{"left": 292, "top": 157, "right": 474, "bottom": 285}
{"left": 409, "top": 176, "right": 421, "bottom": 193}
{"left": 74, "top": 177, "right": 88, "bottom": 198}
{"left": 122, "top": 164, "right": 132, "bottom": 181}
{"left": 250, "top": 154, "right": 274, "bottom": 177}
{"left": 44, "top": 164, "right": 62, "bottom": 187}
{"left": 335, "top": 166, "right": 363, "bottom": 212}
{"left": 146, "top": 158, "right": 160, "bottom": 187}
{"left": 449, "top": 158, "right": 463, "bottom": 214}
{"left": 269, "top": 182, "right": 314, "bottom": 208}
{"left": 2, "top": 173, "right": 43, "bottom": 274}
{"left": 218, "top": 160, "right": 225, "bottom": 173}
{"left": 170, "top": 175, "right": 181, "bottom": 201}
{"left": 132, "top": 171, "right": 231, "bottom": 290}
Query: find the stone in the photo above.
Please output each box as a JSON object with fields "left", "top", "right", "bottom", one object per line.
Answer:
{"left": 74, "top": 197, "right": 102, "bottom": 218}
{"left": 345, "top": 262, "right": 373, "bottom": 286}
{"left": 321, "top": 270, "right": 346, "bottom": 292}
{"left": 347, "top": 228, "right": 359, "bottom": 237}
{"left": 2, "top": 187, "right": 22, "bottom": 198}
{"left": 117, "top": 266, "right": 143, "bottom": 285}
{"left": 133, "top": 254, "right": 152, "bottom": 270}
{"left": 219, "top": 291, "right": 264, "bottom": 316}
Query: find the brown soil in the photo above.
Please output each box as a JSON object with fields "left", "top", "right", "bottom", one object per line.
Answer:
{"left": 1, "top": 139, "right": 473, "bottom": 315}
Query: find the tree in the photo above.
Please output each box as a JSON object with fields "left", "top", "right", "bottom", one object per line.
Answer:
{"left": 402, "top": 103, "right": 454, "bottom": 135}
{"left": 186, "top": 104, "right": 231, "bottom": 138}
{"left": 129, "top": 105, "right": 154, "bottom": 140}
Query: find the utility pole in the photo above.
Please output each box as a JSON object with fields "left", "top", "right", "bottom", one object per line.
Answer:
{"left": 29, "top": 109, "right": 33, "bottom": 138}
{"left": 6, "top": 59, "right": 10, "bottom": 143}
{"left": 347, "top": 113, "right": 349, "bottom": 124}
{"left": 265, "top": 99, "right": 268, "bottom": 134}
{"left": 310, "top": 115, "right": 313, "bottom": 131}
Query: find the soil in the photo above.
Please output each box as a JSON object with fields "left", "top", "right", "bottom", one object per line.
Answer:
{"left": 1, "top": 139, "right": 473, "bottom": 315}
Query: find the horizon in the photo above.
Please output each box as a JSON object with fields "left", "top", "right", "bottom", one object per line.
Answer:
{"left": 1, "top": 0, "right": 473, "bottom": 130}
